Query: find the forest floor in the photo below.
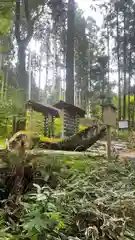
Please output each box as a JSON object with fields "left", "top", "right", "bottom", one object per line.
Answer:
{"left": 89, "top": 140, "right": 131, "bottom": 157}
{"left": 2, "top": 149, "right": 135, "bottom": 239}
{"left": 91, "top": 140, "right": 135, "bottom": 161}
{"left": 24, "top": 140, "right": 133, "bottom": 160}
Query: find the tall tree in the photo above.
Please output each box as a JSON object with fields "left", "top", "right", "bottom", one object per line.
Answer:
{"left": 103, "top": 0, "right": 135, "bottom": 122}
{"left": 65, "top": 0, "right": 75, "bottom": 104}
{"left": 15, "top": 0, "right": 46, "bottom": 98}
{"left": 116, "top": 2, "right": 121, "bottom": 120}
{"left": 123, "top": 1, "right": 127, "bottom": 119}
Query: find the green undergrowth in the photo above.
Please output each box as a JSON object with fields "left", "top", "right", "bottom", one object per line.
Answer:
{"left": 0, "top": 138, "right": 6, "bottom": 148}
{"left": 1, "top": 155, "right": 135, "bottom": 239}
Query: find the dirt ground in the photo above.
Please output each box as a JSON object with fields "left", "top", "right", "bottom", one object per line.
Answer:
{"left": 90, "top": 140, "right": 135, "bottom": 160}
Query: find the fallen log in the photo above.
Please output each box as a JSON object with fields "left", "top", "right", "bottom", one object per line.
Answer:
{"left": 39, "top": 126, "right": 106, "bottom": 151}
{"left": 26, "top": 150, "right": 106, "bottom": 158}
{"left": 73, "top": 126, "right": 106, "bottom": 151}
{"left": 0, "top": 148, "right": 106, "bottom": 163}
{"left": 0, "top": 127, "right": 106, "bottom": 164}
{"left": 6, "top": 125, "right": 106, "bottom": 153}
{"left": 7, "top": 125, "right": 99, "bottom": 151}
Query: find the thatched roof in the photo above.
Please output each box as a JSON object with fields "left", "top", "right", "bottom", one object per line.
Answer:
{"left": 26, "top": 101, "right": 60, "bottom": 117}
{"left": 53, "top": 100, "right": 85, "bottom": 117}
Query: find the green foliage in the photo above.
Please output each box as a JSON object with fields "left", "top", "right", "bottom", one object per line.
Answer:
{"left": 0, "top": 1, "right": 14, "bottom": 36}
{"left": 74, "top": 8, "right": 115, "bottom": 112}
{"left": 113, "top": 94, "right": 135, "bottom": 119}
{"left": 1, "top": 155, "right": 135, "bottom": 239}
{"left": 112, "top": 129, "right": 130, "bottom": 141}
{"left": 0, "top": 87, "right": 24, "bottom": 138}
{"left": 30, "top": 111, "right": 44, "bottom": 135}
{"left": 21, "top": 185, "right": 65, "bottom": 239}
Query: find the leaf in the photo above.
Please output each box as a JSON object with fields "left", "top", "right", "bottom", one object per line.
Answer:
{"left": 31, "top": 234, "right": 38, "bottom": 240}
{"left": 33, "top": 183, "right": 42, "bottom": 194}
{"left": 23, "top": 217, "right": 46, "bottom": 232}
{"left": 47, "top": 202, "right": 57, "bottom": 212}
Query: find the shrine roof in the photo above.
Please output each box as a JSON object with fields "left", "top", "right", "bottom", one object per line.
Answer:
{"left": 26, "top": 100, "right": 60, "bottom": 117}
{"left": 53, "top": 100, "right": 85, "bottom": 117}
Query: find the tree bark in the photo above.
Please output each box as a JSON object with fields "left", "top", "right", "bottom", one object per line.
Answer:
{"left": 18, "top": 44, "right": 28, "bottom": 93}
{"left": 116, "top": 7, "right": 121, "bottom": 120}
{"left": 65, "top": 0, "right": 75, "bottom": 104}
{"left": 123, "top": 2, "right": 127, "bottom": 119}
{"left": 128, "top": 41, "right": 132, "bottom": 127}
{"left": 15, "top": 0, "right": 40, "bottom": 98}
{"left": 39, "top": 126, "right": 106, "bottom": 151}
{"left": 15, "top": 0, "right": 28, "bottom": 97}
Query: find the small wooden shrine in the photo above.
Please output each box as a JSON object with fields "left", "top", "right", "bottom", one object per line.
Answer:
{"left": 25, "top": 100, "right": 85, "bottom": 138}
{"left": 26, "top": 100, "right": 60, "bottom": 137}
{"left": 54, "top": 100, "right": 85, "bottom": 137}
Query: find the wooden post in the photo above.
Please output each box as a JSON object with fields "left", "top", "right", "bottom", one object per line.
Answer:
{"left": 107, "top": 125, "right": 111, "bottom": 159}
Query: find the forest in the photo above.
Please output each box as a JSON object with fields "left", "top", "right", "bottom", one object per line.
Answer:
{"left": 1, "top": 0, "right": 135, "bottom": 123}
{"left": 0, "top": 0, "right": 135, "bottom": 239}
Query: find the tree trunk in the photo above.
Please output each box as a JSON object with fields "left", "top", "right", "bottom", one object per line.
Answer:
{"left": 107, "top": 18, "right": 110, "bottom": 95}
{"left": 128, "top": 72, "right": 131, "bottom": 126}
{"left": 38, "top": 43, "right": 43, "bottom": 101}
{"left": 15, "top": 0, "right": 37, "bottom": 99}
{"left": 123, "top": 3, "right": 127, "bottom": 119}
{"left": 18, "top": 44, "right": 28, "bottom": 96}
{"left": 128, "top": 42, "right": 132, "bottom": 128}
{"left": 117, "top": 7, "right": 121, "bottom": 120}
{"left": 54, "top": 35, "right": 60, "bottom": 102}
{"left": 44, "top": 25, "right": 50, "bottom": 104}
{"left": 39, "top": 126, "right": 106, "bottom": 151}
{"left": 65, "top": 0, "right": 75, "bottom": 104}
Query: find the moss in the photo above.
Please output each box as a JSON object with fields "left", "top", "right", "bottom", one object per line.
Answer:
{"left": 79, "top": 125, "right": 88, "bottom": 131}
{"left": 40, "top": 136, "right": 62, "bottom": 143}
